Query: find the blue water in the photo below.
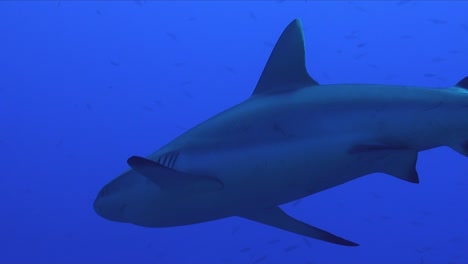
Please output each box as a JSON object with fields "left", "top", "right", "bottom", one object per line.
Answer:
{"left": 1, "top": 1, "right": 467, "bottom": 263}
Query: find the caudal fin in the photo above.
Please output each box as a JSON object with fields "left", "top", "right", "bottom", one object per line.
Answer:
{"left": 449, "top": 77, "right": 468, "bottom": 156}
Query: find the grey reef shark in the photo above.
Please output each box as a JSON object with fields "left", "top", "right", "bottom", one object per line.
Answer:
{"left": 94, "top": 19, "right": 468, "bottom": 246}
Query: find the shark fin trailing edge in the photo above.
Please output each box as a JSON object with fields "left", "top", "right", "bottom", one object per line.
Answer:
{"left": 450, "top": 141, "right": 468, "bottom": 157}
{"left": 349, "top": 144, "right": 419, "bottom": 184}
{"left": 239, "top": 207, "right": 358, "bottom": 247}
{"left": 127, "top": 156, "right": 224, "bottom": 193}
{"left": 252, "top": 19, "right": 318, "bottom": 97}
{"left": 379, "top": 150, "right": 419, "bottom": 183}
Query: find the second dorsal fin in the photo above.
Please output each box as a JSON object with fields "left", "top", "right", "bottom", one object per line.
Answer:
{"left": 455, "top": 76, "right": 468, "bottom": 89}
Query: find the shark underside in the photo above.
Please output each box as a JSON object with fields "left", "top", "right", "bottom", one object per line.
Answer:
{"left": 94, "top": 19, "right": 468, "bottom": 247}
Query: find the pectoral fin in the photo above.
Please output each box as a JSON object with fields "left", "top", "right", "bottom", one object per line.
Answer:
{"left": 127, "top": 156, "right": 224, "bottom": 193}
{"left": 239, "top": 207, "right": 358, "bottom": 247}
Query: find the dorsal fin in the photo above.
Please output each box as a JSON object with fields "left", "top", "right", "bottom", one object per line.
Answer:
{"left": 251, "top": 19, "right": 318, "bottom": 97}
{"left": 455, "top": 76, "right": 468, "bottom": 89}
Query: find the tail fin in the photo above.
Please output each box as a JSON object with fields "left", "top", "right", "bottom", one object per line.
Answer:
{"left": 450, "top": 76, "right": 468, "bottom": 156}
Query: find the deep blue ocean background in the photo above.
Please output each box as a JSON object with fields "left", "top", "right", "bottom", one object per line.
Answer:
{"left": 1, "top": 1, "right": 468, "bottom": 263}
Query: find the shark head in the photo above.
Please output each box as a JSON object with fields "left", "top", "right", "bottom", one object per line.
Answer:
{"left": 94, "top": 155, "right": 224, "bottom": 227}
{"left": 93, "top": 169, "right": 153, "bottom": 224}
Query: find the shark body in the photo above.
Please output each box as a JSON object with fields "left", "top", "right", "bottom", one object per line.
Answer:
{"left": 94, "top": 19, "right": 468, "bottom": 246}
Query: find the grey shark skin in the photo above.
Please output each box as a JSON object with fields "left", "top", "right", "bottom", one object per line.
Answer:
{"left": 94, "top": 19, "right": 468, "bottom": 246}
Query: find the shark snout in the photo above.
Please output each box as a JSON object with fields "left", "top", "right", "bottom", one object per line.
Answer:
{"left": 93, "top": 191, "right": 129, "bottom": 223}
{"left": 93, "top": 172, "right": 138, "bottom": 223}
